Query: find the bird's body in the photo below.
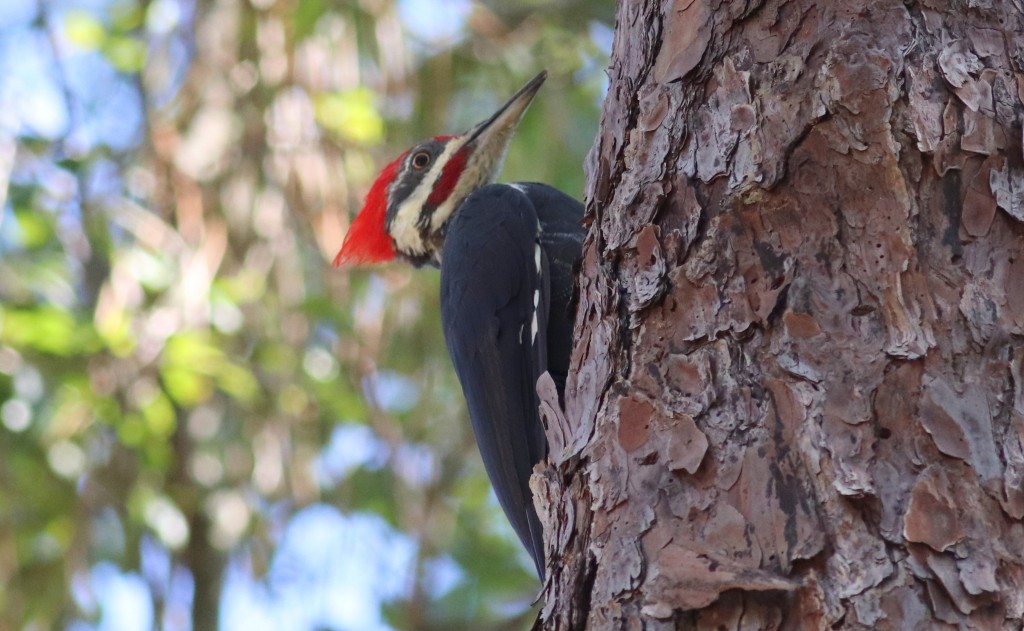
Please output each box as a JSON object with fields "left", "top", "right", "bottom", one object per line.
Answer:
{"left": 334, "top": 73, "right": 584, "bottom": 578}
{"left": 441, "top": 183, "right": 583, "bottom": 576}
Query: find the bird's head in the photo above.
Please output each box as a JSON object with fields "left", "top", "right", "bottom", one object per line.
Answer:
{"left": 333, "top": 71, "right": 547, "bottom": 268}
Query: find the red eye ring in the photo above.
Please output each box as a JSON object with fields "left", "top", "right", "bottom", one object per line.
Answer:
{"left": 412, "top": 151, "right": 431, "bottom": 169}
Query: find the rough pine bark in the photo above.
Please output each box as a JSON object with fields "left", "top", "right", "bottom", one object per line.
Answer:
{"left": 533, "top": 1, "right": 1024, "bottom": 628}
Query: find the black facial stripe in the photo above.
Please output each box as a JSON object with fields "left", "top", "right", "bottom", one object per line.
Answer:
{"left": 417, "top": 183, "right": 444, "bottom": 232}
{"left": 384, "top": 138, "right": 454, "bottom": 231}
{"left": 416, "top": 146, "right": 467, "bottom": 234}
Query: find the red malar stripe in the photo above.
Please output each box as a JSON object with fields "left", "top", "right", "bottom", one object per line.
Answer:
{"left": 426, "top": 145, "right": 470, "bottom": 207}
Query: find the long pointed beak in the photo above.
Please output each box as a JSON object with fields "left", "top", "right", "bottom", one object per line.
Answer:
{"left": 462, "top": 71, "right": 547, "bottom": 174}
{"left": 468, "top": 71, "right": 547, "bottom": 142}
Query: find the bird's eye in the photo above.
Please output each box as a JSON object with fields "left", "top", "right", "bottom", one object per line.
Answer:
{"left": 411, "top": 151, "right": 431, "bottom": 169}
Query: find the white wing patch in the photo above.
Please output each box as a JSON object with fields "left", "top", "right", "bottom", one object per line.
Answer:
{"left": 531, "top": 239, "right": 542, "bottom": 344}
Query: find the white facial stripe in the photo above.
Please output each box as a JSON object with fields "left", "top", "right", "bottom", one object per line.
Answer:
{"left": 391, "top": 139, "right": 466, "bottom": 255}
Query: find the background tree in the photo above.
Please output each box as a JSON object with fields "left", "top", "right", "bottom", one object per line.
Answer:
{"left": 0, "top": 0, "right": 612, "bottom": 629}
{"left": 537, "top": 0, "right": 1024, "bottom": 628}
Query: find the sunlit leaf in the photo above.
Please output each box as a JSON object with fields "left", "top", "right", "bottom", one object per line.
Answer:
{"left": 141, "top": 390, "right": 175, "bottom": 438}
{"left": 218, "top": 270, "right": 267, "bottom": 304}
{"left": 163, "top": 332, "right": 221, "bottom": 367}
{"left": 161, "top": 333, "right": 227, "bottom": 404}
{"left": 116, "top": 414, "right": 146, "bottom": 447}
{"left": 12, "top": 209, "right": 53, "bottom": 249}
{"left": 64, "top": 10, "right": 106, "bottom": 51}
{"left": 96, "top": 304, "right": 136, "bottom": 357}
{"left": 161, "top": 366, "right": 213, "bottom": 406}
{"left": 109, "top": 1, "right": 145, "bottom": 31}
{"left": 315, "top": 89, "right": 384, "bottom": 145}
{"left": 216, "top": 363, "right": 258, "bottom": 404}
{"left": 0, "top": 307, "right": 89, "bottom": 356}
{"left": 102, "top": 35, "right": 146, "bottom": 73}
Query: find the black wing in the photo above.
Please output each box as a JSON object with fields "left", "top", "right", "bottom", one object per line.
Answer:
{"left": 514, "top": 183, "right": 585, "bottom": 396}
{"left": 440, "top": 184, "right": 550, "bottom": 578}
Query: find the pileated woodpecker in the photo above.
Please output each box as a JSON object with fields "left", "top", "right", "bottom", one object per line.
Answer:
{"left": 334, "top": 71, "right": 584, "bottom": 579}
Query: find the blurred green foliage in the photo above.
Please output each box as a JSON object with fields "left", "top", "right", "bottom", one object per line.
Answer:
{"left": 0, "top": 0, "right": 610, "bottom": 628}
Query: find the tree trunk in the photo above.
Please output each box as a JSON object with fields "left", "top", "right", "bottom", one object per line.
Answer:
{"left": 534, "top": 0, "right": 1024, "bottom": 628}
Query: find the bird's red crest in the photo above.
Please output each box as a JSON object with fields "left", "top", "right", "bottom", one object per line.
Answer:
{"left": 333, "top": 151, "right": 408, "bottom": 266}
